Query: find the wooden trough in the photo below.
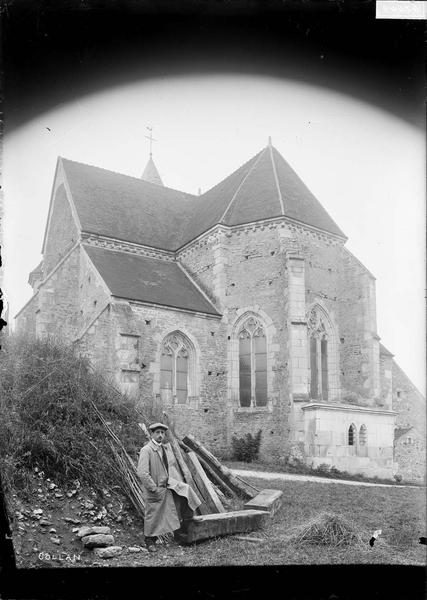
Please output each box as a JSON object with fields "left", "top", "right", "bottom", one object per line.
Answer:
{"left": 160, "top": 417, "right": 282, "bottom": 544}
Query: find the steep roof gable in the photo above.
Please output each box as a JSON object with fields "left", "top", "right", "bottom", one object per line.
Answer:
{"left": 271, "top": 147, "right": 345, "bottom": 237}
{"left": 181, "top": 142, "right": 345, "bottom": 243}
{"left": 60, "top": 143, "right": 346, "bottom": 253}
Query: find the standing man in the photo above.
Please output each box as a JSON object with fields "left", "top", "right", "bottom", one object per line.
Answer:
{"left": 137, "top": 422, "right": 201, "bottom": 553}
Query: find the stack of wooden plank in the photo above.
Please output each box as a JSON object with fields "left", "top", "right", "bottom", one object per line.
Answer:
{"left": 157, "top": 421, "right": 275, "bottom": 544}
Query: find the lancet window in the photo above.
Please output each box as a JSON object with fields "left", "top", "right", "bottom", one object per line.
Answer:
{"left": 307, "top": 307, "right": 329, "bottom": 401}
{"left": 238, "top": 316, "right": 267, "bottom": 407}
{"left": 160, "top": 333, "right": 191, "bottom": 404}
{"left": 348, "top": 423, "right": 357, "bottom": 446}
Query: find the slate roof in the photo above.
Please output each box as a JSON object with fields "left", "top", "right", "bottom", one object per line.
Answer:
{"left": 61, "top": 143, "right": 345, "bottom": 253}
{"left": 83, "top": 244, "right": 220, "bottom": 316}
{"left": 60, "top": 145, "right": 346, "bottom": 313}
{"left": 62, "top": 158, "right": 199, "bottom": 251}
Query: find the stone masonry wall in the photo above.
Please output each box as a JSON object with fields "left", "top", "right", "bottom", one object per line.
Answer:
{"left": 392, "top": 359, "right": 426, "bottom": 481}
{"left": 394, "top": 432, "right": 425, "bottom": 482}
{"left": 337, "top": 251, "right": 380, "bottom": 403}
{"left": 392, "top": 361, "right": 426, "bottom": 433}
{"left": 75, "top": 248, "right": 111, "bottom": 339}
{"left": 222, "top": 224, "right": 291, "bottom": 462}
{"left": 43, "top": 184, "right": 79, "bottom": 275}
{"left": 16, "top": 247, "right": 81, "bottom": 340}
{"left": 79, "top": 300, "right": 230, "bottom": 455}
{"left": 16, "top": 245, "right": 110, "bottom": 345}
{"left": 379, "top": 351, "right": 393, "bottom": 409}
{"left": 178, "top": 221, "right": 384, "bottom": 463}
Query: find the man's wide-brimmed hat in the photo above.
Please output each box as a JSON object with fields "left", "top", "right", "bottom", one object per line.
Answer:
{"left": 148, "top": 422, "right": 169, "bottom": 432}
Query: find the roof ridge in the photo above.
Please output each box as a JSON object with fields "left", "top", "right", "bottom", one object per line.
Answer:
{"left": 218, "top": 147, "right": 268, "bottom": 223}
{"left": 176, "top": 262, "right": 221, "bottom": 315}
{"left": 199, "top": 150, "right": 263, "bottom": 198}
{"left": 268, "top": 143, "right": 285, "bottom": 216}
{"left": 60, "top": 157, "right": 198, "bottom": 198}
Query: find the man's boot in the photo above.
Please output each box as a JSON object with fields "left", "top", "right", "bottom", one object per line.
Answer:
{"left": 145, "top": 536, "right": 158, "bottom": 553}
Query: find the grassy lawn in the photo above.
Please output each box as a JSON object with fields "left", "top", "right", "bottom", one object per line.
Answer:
{"left": 115, "top": 475, "right": 426, "bottom": 567}
{"left": 12, "top": 473, "right": 425, "bottom": 569}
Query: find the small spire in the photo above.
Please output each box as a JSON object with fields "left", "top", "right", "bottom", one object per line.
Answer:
{"left": 198, "top": 187, "right": 201, "bottom": 196}
{"left": 268, "top": 136, "right": 272, "bottom": 147}
{"left": 141, "top": 156, "right": 164, "bottom": 186}
{"left": 141, "top": 126, "right": 164, "bottom": 185}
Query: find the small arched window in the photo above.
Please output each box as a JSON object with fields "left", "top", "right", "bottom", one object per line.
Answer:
{"left": 359, "top": 424, "right": 367, "bottom": 446}
{"left": 160, "top": 333, "right": 191, "bottom": 404}
{"left": 348, "top": 424, "right": 357, "bottom": 446}
{"left": 238, "top": 316, "right": 267, "bottom": 407}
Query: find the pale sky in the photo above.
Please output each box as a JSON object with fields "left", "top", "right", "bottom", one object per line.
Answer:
{"left": 3, "top": 74, "right": 425, "bottom": 393}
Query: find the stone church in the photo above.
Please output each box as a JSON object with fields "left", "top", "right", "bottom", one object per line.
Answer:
{"left": 16, "top": 139, "right": 425, "bottom": 480}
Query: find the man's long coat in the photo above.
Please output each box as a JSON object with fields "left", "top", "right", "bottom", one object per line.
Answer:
{"left": 137, "top": 440, "right": 201, "bottom": 537}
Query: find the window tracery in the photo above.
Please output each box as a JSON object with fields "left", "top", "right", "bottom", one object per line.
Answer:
{"left": 238, "top": 316, "right": 267, "bottom": 407}
{"left": 160, "top": 333, "right": 192, "bottom": 404}
{"left": 307, "top": 306, "right": 329, "bottom": 400}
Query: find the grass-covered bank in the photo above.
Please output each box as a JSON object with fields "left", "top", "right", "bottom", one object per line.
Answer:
{"left": 0, "top": 335, "right": 149, "bottom": 501}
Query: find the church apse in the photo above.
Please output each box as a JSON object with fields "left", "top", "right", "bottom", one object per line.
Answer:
{"left": 15, "top": 141, "right": 423, "bottom": 478}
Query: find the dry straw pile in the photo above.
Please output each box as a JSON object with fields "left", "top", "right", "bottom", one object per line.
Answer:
{"left": 288, "top": 511, "right": 364, "bottom": 547}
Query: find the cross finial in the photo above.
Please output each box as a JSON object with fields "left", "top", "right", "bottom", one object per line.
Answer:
{"left": 145, "top": 126, "right": 158, "bottom": 157}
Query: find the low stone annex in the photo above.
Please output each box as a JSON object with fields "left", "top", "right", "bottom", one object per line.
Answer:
{"left": 16, "top": 139, "right": 425, "bottom": 481}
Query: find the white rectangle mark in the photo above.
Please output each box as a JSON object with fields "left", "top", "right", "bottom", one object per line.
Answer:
{"left": 376, "top": 1, "right": 427, "bottom": 19}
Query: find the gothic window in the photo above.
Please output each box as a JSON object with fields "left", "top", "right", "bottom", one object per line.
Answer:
{"left": 348, "top": 424, "right": 357, "bottom": 446}
{"left": 160, "top": 333, "right": 191, "bottom": 404}
{"left": 359, "top": 424, "right": 367, "bottom": 446}
{"left": 238, "top": 316, "right": 267, "bottom": 407}
{"left": 307, "top": 307, "right": 329, "bottom": 400}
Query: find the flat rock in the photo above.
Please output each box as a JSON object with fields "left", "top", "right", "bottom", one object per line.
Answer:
{"left": 50, "top": 536, "right": 61, "bottom": 545}
{"left": 39, "top": 520, "right": 53, "bottom": 527}
{"left": 63, "top": 517, "right": 81, "bottom": 524}
{"left": 128, "top": 546, "right": 143, "bottom": 553}
{"left": 77, "top": 526, "right": 111, "bottom": 539}
{"left": 93, "top": 546, "right": 122, "bottom": 559}
{"left": 82, "top": 534, "right": 115, "bottom": 549}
